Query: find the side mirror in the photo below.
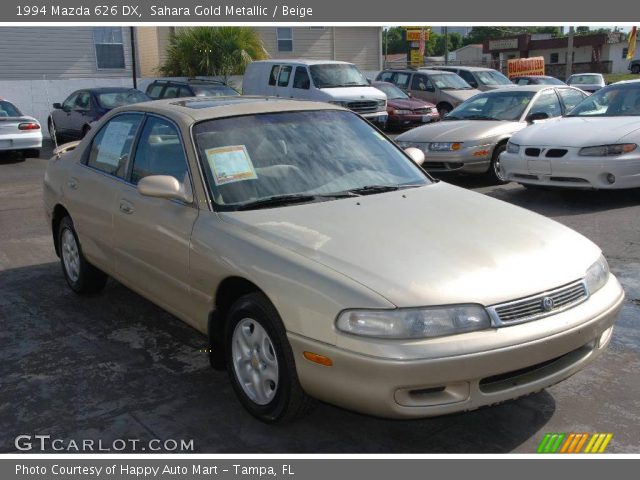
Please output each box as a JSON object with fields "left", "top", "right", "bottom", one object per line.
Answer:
{"left": 407, "top": 91, "right": 412, "bottom": 98}
{"left": 53, "top": 103, "right": 62, "bottom": 109}
{"left": 138, "top": 175, "right": 193, "bottom": 203}
{"left": 526, "top": 112, "right": 549, "bottom": 123}
{"left": 404, "top": 147, "right": 425, "bottom": 166}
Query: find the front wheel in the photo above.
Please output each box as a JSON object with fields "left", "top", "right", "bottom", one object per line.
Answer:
{"left": 437, "top": 103, "right": 452, "bottom": 117}
{"left": 58, "top": 216, "right": 108, "bottom": 294}
{"left": 487, "top": 143, "right": 508, "bottom": 184}
{"left": 632, "top": 64, "right": 640, "bottom": 74}
{"left": 225, "top": 292, "right": 314, "bottom": 423}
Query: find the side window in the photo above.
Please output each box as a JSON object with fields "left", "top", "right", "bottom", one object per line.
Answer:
{"left": 87, "top": 114, "right": 143, "bottom": 178}
{"left": 411, "top": 74, "right": 429, "bottom": 91}
{"left": 178, "top": 86, "right": 192, "bottom": 97}
{"left": 278, "top": 66, "right": 292, "bottom": 87}
{"left": 147, "top": 84, "right": 164, "bottom": 99}
{"left": 75, "top": 92, "right": 91, "bottom": 111}
{"left": 131, "top": 117, "right": 189, "bottom": 186}
{"left": 558, "top": 88, "right": 586, "bottom": 112}
{"left": 292, "top": 67, "right": 310, "bottom": 89}
{"left": 529, "top": 90, "right": 563, "bottom": 118}
{"left": 62, "top": 93, "right": 79, "bottom": 110}
{"left": 268, "top": 65, "right": 280, "bottom": 86}
{"left": 163, "top": 85, "right": 180, "bottom": 98}
{"left": 394, "top": 72, "right": 411, "bottom": 88}
{"left": 378, "top": 71, "right": 394, "bottom": 82}
{"left": 459, "top": 70, "right": 477, "bottom": 87}
{"left": 516, "top": 78, "right": 528, "bottom": 85}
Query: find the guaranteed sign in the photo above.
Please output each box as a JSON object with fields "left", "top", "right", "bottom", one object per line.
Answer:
{"left": 507, "top": 56, "right": 545, "bottom": 78}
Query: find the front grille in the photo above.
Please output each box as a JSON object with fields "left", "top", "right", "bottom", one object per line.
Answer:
{"left": 546, "top": 148, "right": 568, "bottom": 158}
{"left": 422, "top": 161, "right": 447, "bottom": 170}
{"left": 347, "top": 100, "right": 378, "bottom": 114}
{"left": 413, "top": 108, "right": 431, "bottom": 114}
{"left": 488, "top": 280, "right": 588, "bottom": 326}
{"left": 550, "top": 176, "right": 589, "bottom": 183}
{"left": 525, "top": 148, "right": 541, "bottom": 157}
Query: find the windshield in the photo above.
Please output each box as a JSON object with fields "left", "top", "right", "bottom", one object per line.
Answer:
{"left": 193, "top": 110, "right": 429, "bottom": 210}
{"left": 446, "top": 90, "right": 536, "bottom": 121}
{"left": 475, "top": 70, "right": 512, "bottom": 86}
{"left": 192, "top": 85, "right": 239, "bottom": 97}
{"left": 568, "top": 74, "right": 603, "bottom": 85}
{"left": 0, "top": 100, "right": 22, "bottom": 117}
{"left": 375, "top": 83, "right": 408, "bottom": 99}
{"left": 309, "top": 64, "right": 369, "bottom": 88}
{"left": 97, "top": 90, "right": 150, "bottom": 109}
{"left": 429, "top": 73, "right": 472, "bottom": 90}
{"left": 566, "top": 84, "right": 640, "bottom": 117}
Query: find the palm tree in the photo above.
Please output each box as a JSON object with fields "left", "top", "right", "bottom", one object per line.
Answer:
{"left": 160, "top": 27, "right": 269, "bottom": 81}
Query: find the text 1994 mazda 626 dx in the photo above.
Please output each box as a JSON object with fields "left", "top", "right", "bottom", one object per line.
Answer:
{"left": 43, "top": 97, "right": 624, "bottom": 422}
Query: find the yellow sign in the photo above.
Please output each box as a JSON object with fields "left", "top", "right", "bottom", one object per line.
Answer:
{"left": 507, "top": 56, "right": 545, "bottom": 79}
{"left": 410, "top": 50, "right": 423, "bottom": 66}
{"left": 405, "top": 29, "right": 430, "bottom": 42}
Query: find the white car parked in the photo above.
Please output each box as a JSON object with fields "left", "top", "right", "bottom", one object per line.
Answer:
{"left": 501, "top": 80, "right": 640, "bottom": 189}
{"left": 0, "top": 98, "right": 42, "bottom": 157}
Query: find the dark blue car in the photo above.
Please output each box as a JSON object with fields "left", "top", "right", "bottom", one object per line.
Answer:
{"left": 48, "top": 88, "right": 150, "bottom": 143}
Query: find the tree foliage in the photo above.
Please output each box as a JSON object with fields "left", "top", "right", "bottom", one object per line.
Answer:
{"left": 160, "top": 27, "right": 269, "bottom": 79}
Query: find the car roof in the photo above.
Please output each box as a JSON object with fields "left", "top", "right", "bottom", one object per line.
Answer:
{"left": 382, "top": 68, "right": 458, "bottom": 75}
{"left": 485, "top": 85, "right": 557, "bottom": 93}
{"left": 84, "top": 87, "right": 139, "bottom": 93}
{"left": 251, "top": 59, "right": 353, "bottom": 66}
{"left": 611, "top": 79, "right": 640, "bottom": 85}
{"left": 112, "top": 96, "right": 344, "bottom": 124}
{"left": 150, "top": 78, "right": 228, "bottom": 85}
{"left": 513, "top": 75, "right": 557, "bottom": 79}
{"left": 427, "top": 66, "right": 497, "bottom": 72}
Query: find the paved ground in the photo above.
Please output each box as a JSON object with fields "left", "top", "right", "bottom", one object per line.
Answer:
{"left": 1, "top": 142, "right": 638, "bottom": 453}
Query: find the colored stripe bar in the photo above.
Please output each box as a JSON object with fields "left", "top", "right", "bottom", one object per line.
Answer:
{"left": 537, "top": 433, "right": 553, "bottom": 453}
{"left": 550, "top": 433, "right": 566, "bottom": 453}
{"left": 598, "top": 434, "right": 613, "bottom": 453}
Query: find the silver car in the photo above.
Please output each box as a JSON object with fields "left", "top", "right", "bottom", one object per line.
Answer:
{"left": 567, "top": 73, "right": 606, "bottom": 94}
{"left": 0, "top": 98, "right": 42, "bottom": 157}
{"left": 396, "top": 85, "right": 587, "bottom": 182}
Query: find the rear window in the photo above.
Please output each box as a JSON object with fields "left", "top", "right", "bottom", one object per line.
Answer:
{"left": 0, "top": 100, "right": 22, "bottom": 117}
{"left": 97, "top": 90, "right": 149, "bottom": 109}
{"left": 192, "top": 85, "right": 239, "bottom": 97}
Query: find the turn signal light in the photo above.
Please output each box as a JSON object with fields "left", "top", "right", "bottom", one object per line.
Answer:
{"left": 18, "top": 122, "right": 40, "bottom": 130}
{"left": 303, "top": 351, "right": 333, "bottom": 367}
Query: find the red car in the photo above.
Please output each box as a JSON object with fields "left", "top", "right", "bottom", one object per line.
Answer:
{"left": 373, "top": 81, "right": 440, "bottom": 130}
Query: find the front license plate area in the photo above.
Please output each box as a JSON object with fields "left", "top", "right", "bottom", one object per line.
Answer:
{"left": 527, "top": 159, "right": 552, "bottom": 175}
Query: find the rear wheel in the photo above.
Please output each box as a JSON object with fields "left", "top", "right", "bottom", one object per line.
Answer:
{"left": 632, "top": 64, "right": 640, "bottom": 74}
{"left": 225, "top": 292, "right": 314, "bottom": 423}
{"left": 58, "top": 216, "right": 108, "bottom": 294}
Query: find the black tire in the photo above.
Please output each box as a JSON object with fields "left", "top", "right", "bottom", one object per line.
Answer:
{"left": 437, "top": 103, "right": 453, "bottom": 117}
{"left": 48, "top": 118, "right": 60, "bottom": 144}
{"left": 58, "top": 216, "right": 108, "bottom": 294}
{"left": 26, "top": 149, "right": 40, "bottom": 158}
{"left": 81, "top": 125, "right": 91, "bottom": 138}
{"left": 225, "top": 292, "right": 314, "bottom": 423}
{"left": 632, "top": 64, "right": 640, "bottom": 74}
{"left": 487, "top": 143, "right": 508, "bottom": 184}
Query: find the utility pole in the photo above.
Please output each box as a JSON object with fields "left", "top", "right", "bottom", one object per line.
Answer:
{"left": 130, "top": 27, "right": 137, "bottom": 89}
{"left": 444, "top": 26, "right": 449, "bottom": 65}
{"left": 565, "top": 26, "right": 574, "bottom": 81}
{"left": 384, "top": 28, "right": 388, "bottom": 68}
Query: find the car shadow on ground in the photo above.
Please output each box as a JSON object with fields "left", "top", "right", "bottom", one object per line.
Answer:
{"left": 0, "top": 262, "right": 556, "bottom": 453}
{"left": 0, "top": 152, "right": 27, "bottom": 164}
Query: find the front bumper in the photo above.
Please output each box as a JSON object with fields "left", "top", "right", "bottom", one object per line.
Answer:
{"left": 388, "top": 113, "right": 440, "bottom": 129}
{"left": 501, "top": 149, "right": 640, "bottom": 189}
{"left": 288, "top": 275, "right": 624, "bottom": 419}
{"left": 0, "top": 132, "right": 42, "bottom": 151}
{"left": 360, "top": 111, "right": 389, "bottom": 126}
{"left": 416, "top": 143, "right": 495, "bottom": 174}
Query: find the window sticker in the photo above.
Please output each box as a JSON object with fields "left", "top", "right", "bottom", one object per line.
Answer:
{"left": 98, "top": 121, "right": 133, "bottom": 167}
{"left": 206, "top": 145, "right": 258, "bottom": 186}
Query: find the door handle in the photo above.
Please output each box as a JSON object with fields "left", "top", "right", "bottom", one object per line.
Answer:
{"left": 67, "top": 178, "right": 78, "bottom": 190}
{"left": 119, "top": 200, "right": 134, "bottom": 214}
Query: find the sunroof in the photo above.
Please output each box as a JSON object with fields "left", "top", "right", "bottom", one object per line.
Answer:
{"left": 172, "top": 97, "right": 272, "bottom": 110}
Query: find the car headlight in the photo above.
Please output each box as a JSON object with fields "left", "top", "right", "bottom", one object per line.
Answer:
{"left": 377, "top": 99, "right": 386, "bottom": 108}
{"left": 578, "top": 144, "right": 637, "bottom": 156}
{"left": 336, "top": 305, "right": 491, "bottom": 339}
{"left": 585, "top": 255, "right": 609, "bottom": 294}
{"left": 429, "top": 142, "right": 463, "bottom": 151}
{"left": 392, "top": 109, "right": 413, "bottom": 115}
{"left": 507, "top": 141, "right": 520, "bottom": 154}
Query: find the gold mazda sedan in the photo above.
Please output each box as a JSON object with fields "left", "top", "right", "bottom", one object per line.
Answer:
{"left": 43, "top": 97, "right": 624, "bottom": 422}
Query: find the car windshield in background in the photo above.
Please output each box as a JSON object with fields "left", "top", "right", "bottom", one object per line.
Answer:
{"left": 430, "top": 73, "right": 473, "bottom": 90}
{"left": 376, "top": 83, "right": 409, "bottom": 99}
{"left": 538, "top": 77, "right": 565, "bottom": 85}
{"left": 566, "top": 83, "right": 640, "bottom": 117}
{"left": 569, "top": 74, "right": 603, "bottom": 85}
{"left": 192, "top": 85, "right": 239, "bottom": 97}
{"left": 445, "top": 90, "right": 536, "bottom": 121}
{"left": 309, "top": 64, "right": 369, "bottom": 88}
{"left": 0, "top": 100, "right": 22, "bottom": 117}
{"left": 193, "top": 110, "right": 429, "bottom": 210}
{"left": 97, "top": 90, "right": 150, "bottom": 109}
{"left": 476, "top": 70, "right": 512, "bottom": 86}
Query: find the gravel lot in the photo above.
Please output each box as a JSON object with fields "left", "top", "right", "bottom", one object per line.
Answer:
{"left": 1, "top": 141, "right": 638, "bottom": 453}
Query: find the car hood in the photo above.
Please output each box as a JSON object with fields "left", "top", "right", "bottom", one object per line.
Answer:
{"left": 511, "top": 116, "right": 640, "bottom": 147}
{"left": 388, "top": 98, "right": 434, "bottom": 110}
{"left": 219, "top": 182, "right": 599, "bottom": 307}
{"left": 444, "top": 88, "right": 482, "bottom": 102}
{"left": 396, "top": 119, "right": 524, "bottom": 143}
{"left": 317, "top": 86, "right": 387, "bottom": 102}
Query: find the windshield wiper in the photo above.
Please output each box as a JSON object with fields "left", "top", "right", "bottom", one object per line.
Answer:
{"left": 237, "top": 194, "right": 319, "bottom": 211}
{"left": 345, "top": 184, "right": 422, "bottom": 196}
{"left": 464, "top": 114, "right": 500, "bottom": 120}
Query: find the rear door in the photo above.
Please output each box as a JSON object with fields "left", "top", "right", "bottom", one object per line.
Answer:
{"left": 266, "top": 64, "right": 281, "bottom": 96}
{"left": 410, "top": 73, "right": 437, "bottom": 103}
{"left": 64, "top": 113, "right": 144, "bottom": 271}
{"left": 54, "top": 92, "right": 79, "bottom": 134}
{"left": 275, "top": 64, "right": 293, "bottom": 98}
{"left": 69, "top": 91, "right": 92, "bottom": 137}
{"left": 112, "top": 114, "right": 198, "bottom": 318}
